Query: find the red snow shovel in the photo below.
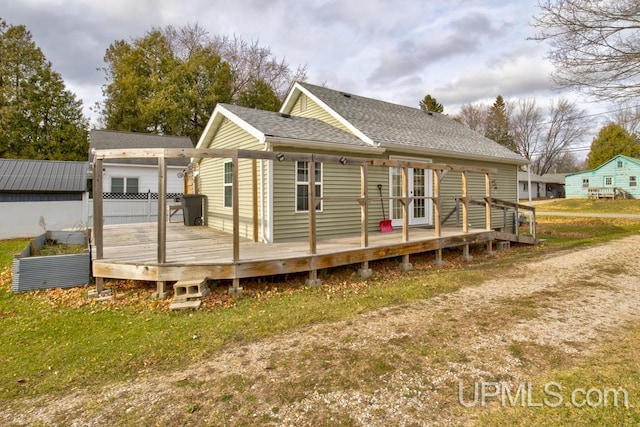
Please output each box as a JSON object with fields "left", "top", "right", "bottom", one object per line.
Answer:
{"left": 377, "top": 184, "right": 393, "bottom": 233}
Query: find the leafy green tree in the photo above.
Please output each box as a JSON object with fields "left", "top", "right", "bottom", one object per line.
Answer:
{"left": 237, "top": 79, "right": 281, "bottom": 111}
{"left": 586, "top": 123, "right": 640, "bottom": 169}
{"left": 0, "top": 19, "right": 87, "bottom": 160}
{"left": 485, "top": 95, "right": 516, "bottom": 152}
{"left": 419, "top": 94, "right": 444, "bottom": 113}
{"left": 99, "top": 25, "right": 306, "bottom": 143}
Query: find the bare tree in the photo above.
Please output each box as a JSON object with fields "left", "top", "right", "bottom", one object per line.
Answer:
{"left": 532, "top": 0, "right": 640, "bottom": 101}
{"left": 210, "top": 35, "right": 307, "bottom": 101}
{"left": 455, "top": 102, "right": 488, "bottom": 134}
{"left": 532, "top": 99, "right": 590, "bottom": 175}
{"left": 610, "top": 103, "right": 640, "bottom": 136}
{"left": 511, "top": 98, "right": 544, "bottom": 161}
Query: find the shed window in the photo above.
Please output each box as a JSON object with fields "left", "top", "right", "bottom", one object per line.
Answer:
{"left": 295, "top": 161, "right": 322, "bottom": 212}
{"left": 617, "top": 160, "right": 623, "bottom": 168}
{"left": 630, "top": 176, "right": 637, "bottom": 187}
{"left": 223, "top": 161, "right": 233, "bottom": 208}
{"left": 582, "top": 178, "right": 589, "bottom": 188}
{"left": 604, "top": 176, "right": 613, "bottom": 186}
{"left": 111, "top": 177, "right": 138, "bottom": 193}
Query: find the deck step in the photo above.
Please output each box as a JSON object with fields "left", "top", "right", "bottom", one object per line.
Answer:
{"left": 173, "top": 279, "right": 210, "bottom": 301}
{"left": 169, "top": 300, "right": 202, "bottom": 311}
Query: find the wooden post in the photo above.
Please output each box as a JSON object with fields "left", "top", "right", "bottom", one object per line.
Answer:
{"left": 461, "top": 171, "right": 469, "bottom": 233}
{"left": 91, "top": 158, "right": 106, "bottom": 296}
{"left": 358, "top": 164, "right": 372, "bottom": 278}
{"left": 401, "top": 165, "right": 409, "bottom": 243}
{"left": 252, "top": 159, "right": 259, "bottom": 243}
{"left": 485, "top": 172, "right": 494, "bottom": 255}
{"left": 155, "top": 155, "right": 168, "bottom": 299}
{"left": 515, "top": 205, "right": 520, "bottom": 236}
{"left": 433, "top": 170, "right": 441, "bottom": 238}
{"left": 308, "top": 159, "right": 317, "bottom": 255}
{"left": 306, "top": 159, "right": 320, "bottom": 286}
{"left": 229, "top": 155, "right": 243, "bottom": 297}
{"left": 433, "top": 169, "right": 444, "bottom": 266}
{"left": 399, "top": 165, "right": 412, "bottom": 271}
{"left": 232, "top": 155, "right": 240, "bottom": 263}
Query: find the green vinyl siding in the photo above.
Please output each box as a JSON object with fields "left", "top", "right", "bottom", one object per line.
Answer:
{"left": 272, "top": 148, "right": 388, "bottom": 242}
{"left": 198, "top": 118, "right": 267, "bottom": 241}
{"left": 290, "top": 94, "right": 353, "bottom": 134}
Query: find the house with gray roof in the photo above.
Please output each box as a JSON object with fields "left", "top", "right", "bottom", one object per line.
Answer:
{"left": 517, "top": 171, "right": 566, "bottom": 200}
{"left": 195, "top": 82, "right": 527, "bottom": 243}
{"left": 0, "top": 159, "right": 89, "bottom": 238}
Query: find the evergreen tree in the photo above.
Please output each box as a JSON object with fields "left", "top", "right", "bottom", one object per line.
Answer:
{"left": 0, "top": 19, "right": 87, "bottom": 160}
{"left": 586, "top": 123, "right": 640, "bottom": 169}
{"left": 419, "top": 94, "right": 443, "bottom": 113}
{"left": 485, "top": 95, "right": 516, "bottom": 152}
{"left": 237, "top": 79, "right": 281, "bottom": 111}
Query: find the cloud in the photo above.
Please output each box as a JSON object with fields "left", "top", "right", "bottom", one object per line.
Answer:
{"left": 367, "top": 11, "right": 507, "bottom": 85}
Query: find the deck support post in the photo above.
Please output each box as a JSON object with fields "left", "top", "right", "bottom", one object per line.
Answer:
{"left": 358, "top": 260, "right": 372, "bottom": 278}
{"left": 434, "top": 248, "right": 445, "bottom": 265}
{"left": 461, "top": 244, "right": 473, "bottom": 262}
{"left": 486, "top": 240, "right": 495, "bottom": 256}
{"left": 399, "top": 254, "right": 413, "bottom": 271}
{"left": 228, "top": 278, "right": 243, "bottom": 296}
{"left": 232, "top": 156, "right": 240, "bottom": 263}
{"left": 153, "top": 155, "right": 169, "bottom": 299}
{"left": 306, "top": 269, "right": 321, "bottom": 287}
{"left": 89, "top": 157, "right": 111, "bottom": 299}
{"left": 153, "top": 281, "right": 168, "bottom": 299}
{"left": 252, "top": 159, "right": 259, "bottom": 243}
{"left": 401, "top": 165, "right": 409, "bottom": 242}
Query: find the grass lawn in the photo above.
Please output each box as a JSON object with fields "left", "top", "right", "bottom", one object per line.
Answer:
{"left": 537, "top": 198, "right": 640, "bottom": 214}
{"left": 1, "top": 218, "right": 640, "bottom": 424}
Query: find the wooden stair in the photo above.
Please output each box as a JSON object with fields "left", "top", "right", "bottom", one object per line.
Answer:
{"left": 169, "top": 278, "right": 209, "bottom": 311}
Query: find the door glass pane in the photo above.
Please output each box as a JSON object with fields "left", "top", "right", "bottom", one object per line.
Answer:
{"left": 391, "top": 167, "right": 402, "bottom": 219}
{"left": 413, "top": 169, "right": 425, "bottom": 219}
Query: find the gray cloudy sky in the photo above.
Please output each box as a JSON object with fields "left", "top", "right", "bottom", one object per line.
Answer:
{"left": 2, "top": 0, "right": 608, "bottom": 147}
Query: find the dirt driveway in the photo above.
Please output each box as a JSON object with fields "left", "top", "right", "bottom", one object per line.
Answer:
{"left": 3, "top": 236, "right": 640, "bottom": 426}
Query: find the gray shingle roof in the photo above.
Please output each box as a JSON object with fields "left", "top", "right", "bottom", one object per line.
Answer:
{"left": 221, "top": 104, "right": 370, "bottom": 147}
{"left": 517, "top": 172, "right": 566, "bottom": 184}
{"left": 0, "top": 159, "right": 88, "bottom": 192}
{"left": 89, "top": 130, "right": 193, "bottom": 166}
{"left": 298, "top": 82, "right": 526, "bottom": 163}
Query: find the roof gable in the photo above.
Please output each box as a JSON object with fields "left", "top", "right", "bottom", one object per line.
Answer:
{"left": 90, "top": 130, "right": 192, "bottom": 167}
{"left": 566, "top": 154, "right": 640, "bottom": 177}
{"left": 196, "top": 103, "right": 371, "bottom": 150}
{"left": 0, "top": 159, "right": 88, "bottom": 192}
{"left": 284, "top": 82, "right": 525, "bottom": 164}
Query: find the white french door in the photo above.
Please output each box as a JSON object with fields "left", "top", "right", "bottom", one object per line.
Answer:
{"left": 389, "top": 166, "right": 432, "bottom": 227}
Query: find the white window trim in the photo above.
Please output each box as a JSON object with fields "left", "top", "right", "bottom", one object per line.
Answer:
{"left": 604, "top": 176, "right": 613, "bottom": 186}
{"left": 223, "top": 160, "right": 233, "bottom": 209}
{"left": 111, "top": 176, "right": 139, "bottom": 193}
{"left": 630, "top": 176, "right": 637, "bottom": 187}
{"left": 295, "top": 161, "right": 323, "bottom": 213}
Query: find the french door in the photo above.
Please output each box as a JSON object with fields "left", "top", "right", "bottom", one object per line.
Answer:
{"left": 389, "top": 166, "right": 432, "bottom": 226}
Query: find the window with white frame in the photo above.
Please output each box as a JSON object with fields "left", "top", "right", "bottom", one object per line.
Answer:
{"left": 223, "top": 161, "right": 233, "bottom": 208}
{"left": 582, "top": 178, "right": 589, "bottom": 188}
{"left": 295, "top": 161, "right": 322, "bottom": 212}
{"left": 604, "top": 176, "right": 613, "bottom": 186}
{"left": 630, "top": 176, "right": 637, "bottom": 187}
{"left": 111, "top": 177, "right": 139, "bottom": 193}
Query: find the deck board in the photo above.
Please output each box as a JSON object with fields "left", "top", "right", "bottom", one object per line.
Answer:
{"left": 93, "top": 222, "right": 498, "bottom": 282}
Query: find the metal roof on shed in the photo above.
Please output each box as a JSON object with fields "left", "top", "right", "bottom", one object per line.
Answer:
{"left": 0, "top": 159, "right": 89, "bottom": 192}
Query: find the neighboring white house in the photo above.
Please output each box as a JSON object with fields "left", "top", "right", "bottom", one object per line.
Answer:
{"left": 517, "top": 171, "right": 566, "bottom": 201}
{"left": 0, "top": 159, "right": 89, "bottom": 239}
{"left": 89, "top": 130, "right": 193, "bottom": 224}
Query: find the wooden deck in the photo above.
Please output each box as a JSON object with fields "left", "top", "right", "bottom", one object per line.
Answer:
{"left": 92, "top": 223, "right": 497, "bottom": 283}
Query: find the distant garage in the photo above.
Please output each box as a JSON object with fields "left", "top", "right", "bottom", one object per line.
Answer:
{"left": 0, "top": 158, "right": 89, "bottom": 239}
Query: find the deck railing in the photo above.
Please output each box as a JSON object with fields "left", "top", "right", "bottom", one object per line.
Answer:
{"left": 91, "top": 148, "right": 526, "bottom": 295}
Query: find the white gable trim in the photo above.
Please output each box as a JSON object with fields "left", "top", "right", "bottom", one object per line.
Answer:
{"left": 281, "top": 83, "right": 376, "bottom": 147}
{"left": 195, "top": 104, "right": 266, "bottom": 150}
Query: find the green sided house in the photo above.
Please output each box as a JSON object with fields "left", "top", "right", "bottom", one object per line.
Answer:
{"left": 565, "top": 154, "right": 640, "bottom": 199}
{"left": 194, "top": 82, "right": 527, "bottom": 243}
